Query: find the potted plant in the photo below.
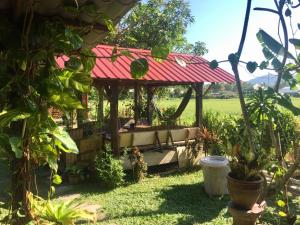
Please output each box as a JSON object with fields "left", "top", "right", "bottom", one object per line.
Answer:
{"left": 209, "top": 1, "right": 300, "bottom": 223}
{"left": 220, "top": 114, "right": 266, "bottom": 210}
{"left": 198, "top": 127, "right": 220, "bottom": 156}
{"left": 65, "top": 165, "right": 84, "bottom": 185}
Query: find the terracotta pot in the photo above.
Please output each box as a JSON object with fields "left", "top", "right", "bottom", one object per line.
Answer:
{"left": 228, "top": 201, "right": 266, "bottom": 225}
{"left": 227, "top": 172, "right": 264, "bottom": 210}
{"left": 68, "top": 174, "right": 81, "bottom": 184}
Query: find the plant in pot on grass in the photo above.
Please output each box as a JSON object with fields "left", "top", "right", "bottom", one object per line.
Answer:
{"left": 208, "top": 1, "right": 300, "bottom": 223}
{"left": 221, "top": 116, "right": 267, "bottom": 209}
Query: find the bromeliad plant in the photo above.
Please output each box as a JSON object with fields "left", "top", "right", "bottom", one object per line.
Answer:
{"left": 198, "top": 127, "right": 220, "bottom": 156}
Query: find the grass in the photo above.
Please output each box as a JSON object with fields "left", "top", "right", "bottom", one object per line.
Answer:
{"left": 112, "top": 97, "right": 300, "bottom": 126}
{"left": 59, "top": 169, "right": 292, "bottom": 225}
{"left": 72, "top": 170, "right": 233, "bottom": 225}
{"left": 0, "top": 162, "right": 299, "bottom": 224}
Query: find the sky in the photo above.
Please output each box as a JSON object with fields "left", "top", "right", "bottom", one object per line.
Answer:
{"left": 185, "top": 0, "right": 300, "bottom": 81}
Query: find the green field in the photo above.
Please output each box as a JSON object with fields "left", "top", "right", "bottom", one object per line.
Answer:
{"left": 116, "top": 97, "right": 300, "bottom": 126}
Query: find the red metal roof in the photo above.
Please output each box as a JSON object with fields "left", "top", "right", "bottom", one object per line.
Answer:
{"left": 56, "top": 45, "right": 235, "bottom": 84}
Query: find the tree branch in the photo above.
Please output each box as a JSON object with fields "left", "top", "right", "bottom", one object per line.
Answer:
{"left": 230, "top": 0, "right": 256, "bottom": 153}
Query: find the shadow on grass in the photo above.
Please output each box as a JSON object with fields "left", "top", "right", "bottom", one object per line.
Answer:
{"left": 157, "top": 182, "right": 231, "bottom": 224}
{"left": 100, "top": 181, "right": 230, "bottom": 225}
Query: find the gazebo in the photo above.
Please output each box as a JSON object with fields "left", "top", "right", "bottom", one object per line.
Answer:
{"left": 57, "top": 44, "right": 235, "bottom": 167}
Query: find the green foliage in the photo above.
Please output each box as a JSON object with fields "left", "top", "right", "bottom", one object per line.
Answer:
{"left": 257, "top": 29, "right": 294, "bottom": 59}
{"left": 65, "top": 164, "right": 83, "bottom": 175}
{"left": 160, "top": 106, "right": 177, "bottom": 126}
{"left": 0, "top": 14, "right": 97, "bottom": 176}
{"left": 29, "top": 194, "right": 95, "bottom": 225}
{"left": 151, "top": 46, "right": 170, "bottom": 62}
{"left": 130, "top": 58, "right": 149, "bottom": 78}
{"left": 209, "top": 60, "right": 219, "bottom": 69}
{"left": 175, "top": 41, "right": 208, "bottom": 55}
{"left": 94, "top": 145, "right": 125, "bottom": 188}
{"left": 246, "top": 61, "right": 258, "bottom": 73}
{"left": 128, "top": 147, "right": 148, "bottom": 182}
{"left": 247, "top": 87, "right": 298, "bottom": 156}
{"left": 106, "top": 0, "right": 201, "bottom": 52}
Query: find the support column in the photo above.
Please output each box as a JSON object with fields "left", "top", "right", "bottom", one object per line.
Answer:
{"left": 195, "top": 82, "right": 204, "bottom": 128}
{"left": 134, "top": 84, "right": 141, "bottom": 124}
{"left": 146, "top": 86, "right": 154, "bottom": 125}
{"left": 110, "top": 82, "right": 119, "bottom": 156}
{"left": 97, "top": 86, "right": 104, "bottom": 131}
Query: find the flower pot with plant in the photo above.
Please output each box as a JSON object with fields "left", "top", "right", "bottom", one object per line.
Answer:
{"left": 65, "top": 165, "right": 84, "bottom": 185}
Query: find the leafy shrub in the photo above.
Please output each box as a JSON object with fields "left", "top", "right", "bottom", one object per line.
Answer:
{"left": 29, "top": 193, "right": 95, "bottom": 225}
{"left": 160, "top": 106, "right": 177, "bottom": 126}
{"left": 94, "top": 144, "right": 125, "bottom": 188}
{"left": 128, "top": 147, "right": 148, "bottom": 182}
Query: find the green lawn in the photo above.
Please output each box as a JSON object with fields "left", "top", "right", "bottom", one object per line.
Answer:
{"left": 0, "top": 161, "right": 298, "bottom": 224}
{"left": 93, "top": 97, "right": 300, "bottom": 125}
{"left": 119, "top": 97, "right": 300, "bottom": 125}
{"left": 62, "top": 169, "right": 287, "bottom": 225}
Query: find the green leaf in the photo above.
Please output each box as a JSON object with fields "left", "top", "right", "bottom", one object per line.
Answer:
{"left": 296, "top": 73, "right": 300, "bottom": 82}
{"left": 65, "top": 56, "right": 82, "bottom": 71}
{"left": 52, "top": 174, "right": 62, "bottom": 185}
{"left": 9, "top": 136, "right": 23, "bottom": 158}
{"left": 80, "top": 49, "right": 96, "bottom": 72}
{"left": 48, "top": 88, "right": 83, "bottom": 110}
{"left": 151, "top": 46, "right": 170, "bottom": 62}
{"left": 47, "top": 153, "right": 58, "bottom": 172}
{"left": 0, "top": 110, "right": 30, "bottom": 128}
{"left": 70, "top": 72, "right": 92, "bottom": 93}
{"left": 271, "top": 58, "right": 282, "bottom": 70}
{"left": 262, "top": 47, "right": 274, "bottom": 60}
{"left": 228, "top": 53, "right": 239, "bottom": 65}
{"left": 120, "top": 50, "right": 134, "bottom": 58}
{"left": 259, "top": 61, "right": 269, "bottom": 70}
{"left": 289, "top": 38, "right": 300, "bottom": 50}
{"left": 246, "top": 61, "right": 258, "bottom": 73}
{"left": 65, "top": 29, "right": 83, "bottom": 50}
{"left": 278, "top": 211, "right": 287, "bottom": 217}
{"left": 51, "top": 127, "right": 78, "bottom": 154}
{"left": 277, "top": 200, "right": 286, "bottom": 207}
{"left": 130, "top": 58, "right": 149, "bottom": 79}
{"left": 275, "top": 92, "right": 300, "bottom": 115}
{"left": 209, "top": 60, "right": 218, "bottom": 69}
{"left": 285, "top": 8, "right": 291, "bottom": 17}
{"left": 111, "top": 46, "right": 118, "bottom": 63}
{"left": 257, "top": 29, "right": 294, "bottom": 59}
{"left": 104, "top": 18, "right": 116, "bottom": 34}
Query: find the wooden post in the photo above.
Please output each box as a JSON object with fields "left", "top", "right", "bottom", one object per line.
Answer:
{"left": 146, "top": 86, "right": 154, "bottom": 125}
{"left": 97, "top": 86, "right": 104, "bottom": 131}
{"left": 110, "top": 82, "right": 119, "bottom": 156}
{"left": 134, "top": 84, "right": 141, "bottom": 124}
{"left": 195, "top": 82, "right": 204, "bottom": 127}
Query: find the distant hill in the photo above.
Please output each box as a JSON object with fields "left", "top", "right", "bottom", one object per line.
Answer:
{"left": 247, "top": 74, "right": 278, "bottom": 86}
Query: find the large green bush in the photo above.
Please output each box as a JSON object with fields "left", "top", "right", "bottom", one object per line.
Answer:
{"left": 94, "top": 145, "right": 125, "bottom": 188}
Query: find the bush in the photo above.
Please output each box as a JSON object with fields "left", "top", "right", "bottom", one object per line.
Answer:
{"left": 94, "top": 145, "right": 125, "bottom": 188}
{"left": 159, "top": 106, "right": 177, "bottom": 126}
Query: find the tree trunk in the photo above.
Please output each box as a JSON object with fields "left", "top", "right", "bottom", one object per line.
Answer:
{"left": 10, "top": 122, "right": 32, "bottom": 225}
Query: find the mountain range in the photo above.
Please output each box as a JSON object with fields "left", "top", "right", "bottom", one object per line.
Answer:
{"left": 247, "top": 74, "right": 278, "bottom": 86}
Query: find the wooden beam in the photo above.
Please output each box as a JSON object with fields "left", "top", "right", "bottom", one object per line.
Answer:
{"left": 110, "top": 82, "right": 120, "bottom": 156}
{"left": 195, "top": 83, "right": 204, "bottom": 127}
{"left": 146, "top": 86, "right": 154, "bottom": 125}
{"left": 97, "top": 86, "right": 104, "bottom": 131}
{"left": 134, "top": 84, "right": 141, "bottom": 124}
